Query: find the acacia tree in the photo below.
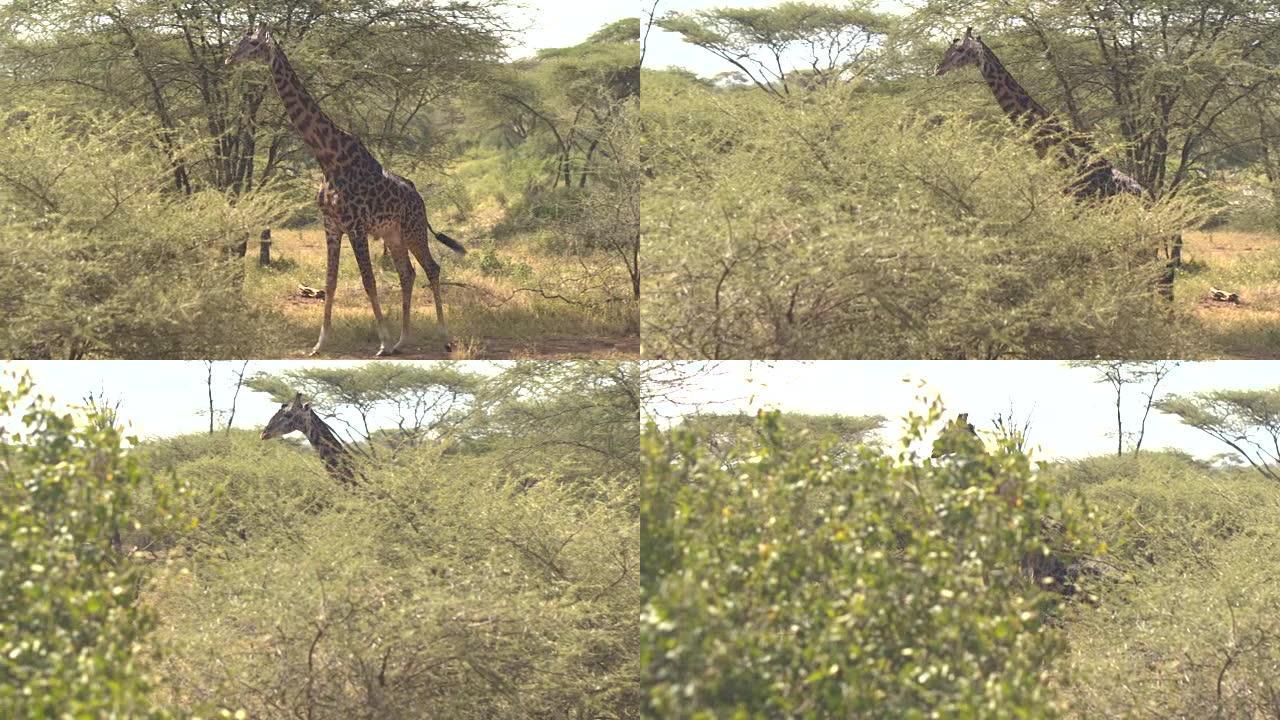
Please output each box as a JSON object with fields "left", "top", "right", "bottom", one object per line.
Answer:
{"left": 657, "top": 2, "right": 892, "bottom": 98}
{"left": 1073, "top": 361, "right": 1178, "bottom": 456}
{"left": 468, "top": 361, "right": 643, "bottom": 484}
{"left": 0, "top": 0, "right": 510, "bottom": 197}
{"left": 246, "top": 364, "right": 483, "bottom": 455}
{"left": 1155, "top": 387, "right": 1280, "bottom": 481}
{"left": 912, "top": 0, "right": 1280, "bottom": 202}
{"left": 481, "top": 19, "right": 640, "bottom": 190}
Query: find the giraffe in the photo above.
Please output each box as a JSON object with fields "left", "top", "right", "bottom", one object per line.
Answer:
{"left": 931, "top": 412, "right": 979, "bottom": 459}
{"left": 225, "top": 24, "right": 465, "bottom": 356}
{"left": 935, "top": 28, "right": 1144, "bottom": 199}
{"left": 260, "top": 392, "right": 358, "bottom": 485}
{"left": 935, "top": 28, "right": 1176, "bottom": 299}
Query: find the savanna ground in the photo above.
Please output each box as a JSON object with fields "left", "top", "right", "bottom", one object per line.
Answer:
{"left": 1179, "top": 230, "right": 1280, "bottom": 358}
{"left": 642, "top": 1, "right": 1280, "bottom": 359}
{"left": 644, "top": 397, "right": 1280, "bottom": 718}
{"left": 0, "top": 2, "right": 639, "bottom": 359}
{"left": 1, "top": 361, "right": 640, "bottom": 718}
{"left": 249, "top": 210, "right": 638, "bottom": 360}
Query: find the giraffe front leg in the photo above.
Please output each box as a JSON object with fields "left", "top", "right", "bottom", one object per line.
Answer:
{"left": 350, "top": 228, "right": 390, "bottom": 355}
{"left": 311, "top": 226, "right": 343, "bottom": 357}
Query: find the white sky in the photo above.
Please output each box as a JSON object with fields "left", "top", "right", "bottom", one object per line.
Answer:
{"left": 643, "top": 0, "right": 911, "bottom": 77}
{"left": 7, "top": 359, "right": 1278, "bottom": 462}
{"left": 509, "top": 0, "right": 638, "bottom": 56}
{"left": 2, "top": 361, "right": 505, "bottom": 442}
{"left": 645, "top": 361, "right": 1280, "bottom": 461}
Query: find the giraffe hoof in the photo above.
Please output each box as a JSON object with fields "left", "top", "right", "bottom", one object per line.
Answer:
{"left": 309, "top": 346, "right": 323, "bottom": 357}
{"left": 444, "top": 342, "right": 454, "bottom": 353}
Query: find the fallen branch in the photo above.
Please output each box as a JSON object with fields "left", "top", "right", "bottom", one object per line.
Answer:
{"left": 1208, "top": 287, "right": 1241, "bottom": 304}
{"left": 440, "top": 280, "right": 630, "bottom": 309}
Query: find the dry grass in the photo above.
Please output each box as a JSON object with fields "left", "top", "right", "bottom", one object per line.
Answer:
{"left": 241, "top": 205, "right": 638, "bottom": 359}
{"left": 1176, "top": 229, "right": 1280, "bottom": 359}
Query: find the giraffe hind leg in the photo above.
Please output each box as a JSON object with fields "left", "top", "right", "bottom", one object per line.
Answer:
{"left": 405, "top": 227, "right": 450, "bottom": 352}
{"left": 385, "top": 230, "right": 415, "bottom": 355}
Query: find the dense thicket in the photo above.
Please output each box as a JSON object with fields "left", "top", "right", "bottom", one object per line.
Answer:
{"left": 1051, "top": 453, "right": 1280, "bottom": 718}
{"left": 643, "top": 406, "right": 1280, "bottom": 717}
{"left": 8, "top": 361, "right": 639, "bottom": 718}
{"left": 0, "top": 111, "right": 289, "bottom": 358}
{"left": 642, "top": 73, "right": 1201, "bottom": 359}
{"left": 644, "top": 0, "right": 1280, "bottom": 359}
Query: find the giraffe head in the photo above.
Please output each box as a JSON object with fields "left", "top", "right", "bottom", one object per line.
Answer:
{"left": 934, "top": 27, "right": 982, "bottom": 76}
{"left": 225, "top": 23, "right": 275, "bottom": 66}
{"left": 261, "top": 392, "right": 309, "bottom": 440}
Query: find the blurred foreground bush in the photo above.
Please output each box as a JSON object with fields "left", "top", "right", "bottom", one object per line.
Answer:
{"left": 642, "top": 407, "right": 1094, "bottom": 717}
{"left": 0, "top": 377, "right": 168, "bottom": 717}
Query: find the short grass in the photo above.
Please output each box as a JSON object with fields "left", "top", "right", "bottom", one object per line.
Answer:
{"left": 242, "top": 203, "right": 638, "bottom": 359}
{"left": 1177, "top": 229, "right": 1280, "bottom": 358}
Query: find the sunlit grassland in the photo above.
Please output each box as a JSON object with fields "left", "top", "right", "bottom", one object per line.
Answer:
{"left": 1177, "top": 229, "right": 1280, "bottom": 359}
{"left": 241, "top": 202, "right": 639, "bottom": 359}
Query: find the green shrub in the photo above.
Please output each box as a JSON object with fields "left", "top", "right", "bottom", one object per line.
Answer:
{"left": 642, "top": 407, "right": 1094, "bottom": 717}
{"left": 1053, "top": 453, "right": 1280, "bottom": 718}
{"left": 642, "top": 74, "right": 1204, "bottom": 359}
{"left": 0, "top": 109, "right": 295, "bottom": 359}
{"left": 0, "top": 376, "right": 168, "bottom": 717}
{"left": 140, "top": 434, "right": 638, "bottom": 719}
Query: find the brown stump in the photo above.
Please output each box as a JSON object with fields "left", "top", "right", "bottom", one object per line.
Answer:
{"left": 258, "top": 228, "right": 272, "bottom": 266}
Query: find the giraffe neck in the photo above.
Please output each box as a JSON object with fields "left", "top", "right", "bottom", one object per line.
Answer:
{"left": 974, "top": 39, "right": 1052, "bottom": 126}
{"left": 266, "top": 43, "right": 368, "bottom": 176}
{"left": 974, "top": 39, "right": 1130, "bottom": 198}
{"left": 302, "top": 409, "right": 356, "bottom": 484}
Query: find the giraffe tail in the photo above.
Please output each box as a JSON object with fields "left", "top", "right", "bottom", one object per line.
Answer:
{"left": 425, "top": 217, "right": 465, "bottom": 255}
{"left": 433, "top": 231, "right": 466, "bottom": 255}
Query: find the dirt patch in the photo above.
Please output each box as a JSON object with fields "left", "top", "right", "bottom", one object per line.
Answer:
{"left": 313, "top": 335, "right": 639, "bottom": 360}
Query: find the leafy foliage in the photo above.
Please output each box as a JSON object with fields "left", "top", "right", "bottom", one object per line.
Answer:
{"left": 0, "top": 109, "right": 292, "bottom": 358}
{"left": 0, "top": 376, "right": 170, "bottom": 717}
{"left": 1050, "top": 452, "right": 1280, "bottom": 718}
{"left": 642, "top": 407, "right": 1093, "bottom": 717}
{"left": 121, "top": 361, "right": 639, "bottom": 718}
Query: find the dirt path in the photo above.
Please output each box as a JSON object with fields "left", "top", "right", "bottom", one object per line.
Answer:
{"left": 311, "top": 335, "right": 640, "bottom": 360}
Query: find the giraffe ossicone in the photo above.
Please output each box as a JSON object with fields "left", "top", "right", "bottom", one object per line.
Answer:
{"left": 226, "top": 25, "right": 466, "bottom": 356}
